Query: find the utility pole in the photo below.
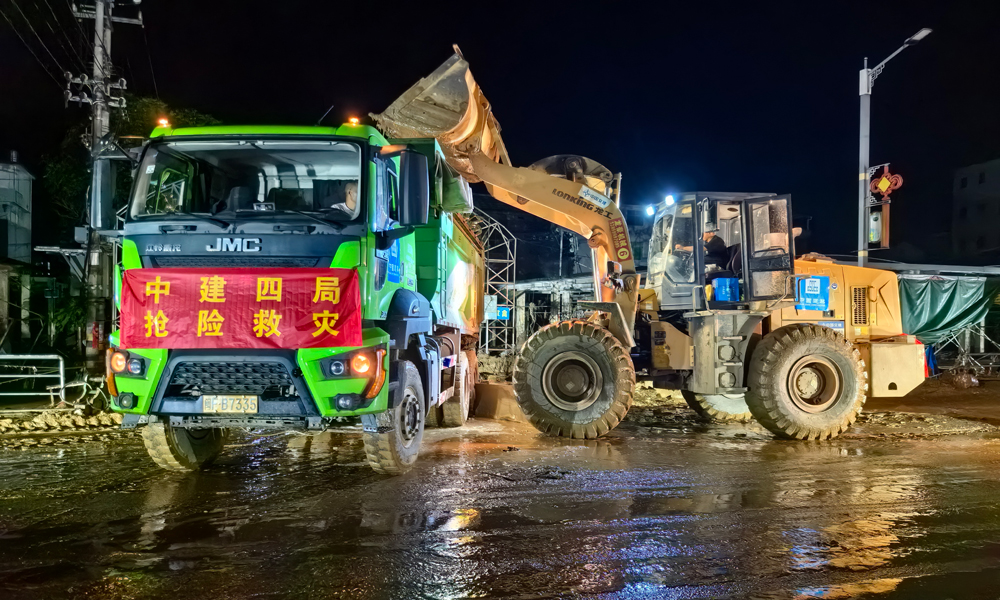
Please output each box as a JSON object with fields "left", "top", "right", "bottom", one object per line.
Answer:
{"left": 856, "top": 28, "right": 931, "bottom": 267}
{"left": 65, "top": 1, "right": 142, "bottom": 370}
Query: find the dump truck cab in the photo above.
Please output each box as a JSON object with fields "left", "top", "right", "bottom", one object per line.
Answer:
{"left": 96, "top": 123, "right": 484, "bottom": 474}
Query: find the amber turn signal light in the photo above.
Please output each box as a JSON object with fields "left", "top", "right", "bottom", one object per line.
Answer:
{"left": 364, "top": 349, "right": 387, "bottom": 399}
{"left": 110, "top": 351, "right": 128, "bottom": 373}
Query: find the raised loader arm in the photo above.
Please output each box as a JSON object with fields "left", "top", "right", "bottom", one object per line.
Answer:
{"left": 371, "top": 48, "right": 640, "bottom": 346}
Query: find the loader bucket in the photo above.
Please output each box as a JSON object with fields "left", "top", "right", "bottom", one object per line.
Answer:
{"left": 371, "top": 47, "right": 508, "bottom": 183}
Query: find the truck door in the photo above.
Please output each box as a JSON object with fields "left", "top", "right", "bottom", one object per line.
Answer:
{"left": 743, "top": 195, "right": 794, "bottom": 301}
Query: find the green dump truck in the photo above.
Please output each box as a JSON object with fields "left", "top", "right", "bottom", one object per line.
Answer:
{"left": 93, "top": 122, "right": 484, "bottom": 474}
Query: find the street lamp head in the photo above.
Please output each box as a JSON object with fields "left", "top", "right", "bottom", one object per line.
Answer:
{"left": 905, "top": 28, "right": 932, "bottom": 45}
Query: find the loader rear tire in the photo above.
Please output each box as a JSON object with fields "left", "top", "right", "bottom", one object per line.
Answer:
{"left": 745, "top": 324, "right": 866, "bottom": 440}
{"left": 141, "top": 422, "right": 227, "bottom": 472}
{"left": 681, "top": 333, "right": 759, "bottom": 423}
{"left": 681, "top": 391, "right": 753, "bottom": 423}
{"left": 513, "top": 320, "right": 634, "bottom": 439}
{"left": 362, "top": 361, "right": 425, "bottom": 475}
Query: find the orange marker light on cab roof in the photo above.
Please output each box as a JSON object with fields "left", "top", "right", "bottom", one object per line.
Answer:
{"left": 348, "top": 117, "right": 359, "bottom": 125}
{"left": 157, "top": 118, "right": 170, "bottom": 128}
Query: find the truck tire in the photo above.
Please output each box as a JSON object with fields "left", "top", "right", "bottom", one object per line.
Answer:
{"left": 442, "top": 351, "right": 475, "bottom": 427}
{"left": 681, "top": 391, "right": 753, "bottom": 422}
{"left": 141, "top": 423, "right": 227, "bottom": 472}
{"left": 513, "top": 320, "right": 634, "bottom": 439}
{"left": 745, "top": 324, "right": 866, "bottom": 440}
{"left": 362, "top": 361, "right": 425, "bottom": 475}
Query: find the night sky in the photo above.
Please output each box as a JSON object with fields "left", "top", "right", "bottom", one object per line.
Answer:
{"left": 3, "top": 0, "right": 999, "bottom": 260}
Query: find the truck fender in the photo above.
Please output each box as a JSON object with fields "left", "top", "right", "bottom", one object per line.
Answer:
{"left": 382, "top": 289, "right": 432, "bottom": 350}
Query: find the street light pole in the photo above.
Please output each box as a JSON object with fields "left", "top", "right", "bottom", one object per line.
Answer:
{"left": 857, "top": 28, "right": 932, "bottom": 267}
{"left": 858, "top": 57, "right": 871, "bottom": 267}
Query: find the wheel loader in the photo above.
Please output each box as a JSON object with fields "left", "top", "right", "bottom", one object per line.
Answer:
{"left": 372, "top": 48, "right": 926, "bottom": 441}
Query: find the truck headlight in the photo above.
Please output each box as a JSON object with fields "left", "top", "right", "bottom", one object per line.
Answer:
{"left": 328, "top": 360, "right": 346, "bottom": 376}
{"left": 127, "top": 358, "right": 145, "bottom": 375}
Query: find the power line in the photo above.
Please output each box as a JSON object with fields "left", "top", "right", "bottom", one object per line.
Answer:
{"left": 39, "top": 0, "right": 87, "bottom": 72}
{"left": 62, "top": 0, "right": 109, "bottom": 79}
{"left": 0, "top": 5, "right": 63, "bottom": 87}
{"left": 10, "top": 0, "right": 67, "bottom": 75}
{"left": 142, "top": 24, "right": 158, "bottom": 98}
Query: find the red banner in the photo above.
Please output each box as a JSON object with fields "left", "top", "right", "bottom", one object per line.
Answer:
{"left": 120, "top": 268, "right": 362, "bottom": 350}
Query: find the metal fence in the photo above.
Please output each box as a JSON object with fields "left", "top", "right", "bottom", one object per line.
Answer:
{"left": 0, "top": 354, "right": 66, "bottom": 403}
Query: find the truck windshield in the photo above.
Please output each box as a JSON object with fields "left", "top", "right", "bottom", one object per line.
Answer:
{"left": 130, "top": 140, "right": 362, "bottom": 221}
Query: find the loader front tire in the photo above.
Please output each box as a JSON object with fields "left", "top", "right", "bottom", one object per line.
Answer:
{"left": 362, "top": 361, "right": 425, "bottom": 475}
{"left": 745, "top": 324, "right": 866, "bottom": 440}
{"left": 513, "top": 320, "right": 634, "bottom": 439}
{"left": 141, "top": 422, "right": 227, "bottom": 472}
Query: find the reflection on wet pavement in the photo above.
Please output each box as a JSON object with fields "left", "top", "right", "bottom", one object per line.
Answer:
{"left": 3, "top": 418, "right": 1000, "bottom": 598}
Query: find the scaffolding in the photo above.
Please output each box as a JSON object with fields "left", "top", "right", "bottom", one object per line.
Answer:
{"left": 470, "top": 208, "right": 517, "bottom": 354}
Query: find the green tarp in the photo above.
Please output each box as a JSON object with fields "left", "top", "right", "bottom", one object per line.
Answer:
{"left": 899, "top": 276, "right": 1000, "bottom": 344}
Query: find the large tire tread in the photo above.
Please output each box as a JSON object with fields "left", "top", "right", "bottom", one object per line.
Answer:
{"left": 681, "top": 390, "right": 754, "bottom": 423}
{"left": 362, "top": 361, "right": 424, "bottom": 475}
{"left": 745, "top": 324, "right": 867, "bottom": 441}
{"left": 141, "top": 422, "right": 226, "bottom": 472}
{"left": 513, "top": 320, "right": 634, "bottom": 439}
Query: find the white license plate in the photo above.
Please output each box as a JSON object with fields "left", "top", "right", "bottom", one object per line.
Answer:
{"left": 202, "top": 394, "right": 259, "bottom": 413}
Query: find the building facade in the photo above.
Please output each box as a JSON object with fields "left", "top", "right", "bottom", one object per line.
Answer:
{"left": 0, "top": 152, "right": 33, "bottom": 264}
{"left": 952, "top": 158, "right": 1000, "bottom": 257}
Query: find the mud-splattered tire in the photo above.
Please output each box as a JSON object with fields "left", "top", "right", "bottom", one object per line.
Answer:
{"left": 681, "top": 391, "right": 753, "bottom": 422}
{"left": 513, "top": 320, "right": 634, "bottom": 439}
{"left": 362, "top": 361, "right": 425, "bottom": 475}
{"left": 442, "top": 351, "right": 475, "bottom": 427}
{"left": 681, "top": 334, "right": 757, "bottom": 423}
{"left": 745, "top": 324, "right": 866, "bottom": 440}
{"left": 141, "top": 423, "right": 227, "bottom": 472}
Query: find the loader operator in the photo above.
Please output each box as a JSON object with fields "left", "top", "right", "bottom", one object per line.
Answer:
{"left": 702, "top": 228, "right": 729, "bottom": 270}
{"left": 675, "top": 228, "right": 729, "bottom": 272}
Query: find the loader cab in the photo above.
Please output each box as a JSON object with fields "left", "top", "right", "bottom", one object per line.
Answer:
{"left": 646, "top": 192, "right": 794, "bottom": 310}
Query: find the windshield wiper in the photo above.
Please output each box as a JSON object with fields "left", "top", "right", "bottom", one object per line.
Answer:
{"left": 162, "top": 212, "right": 231, "bottom": 229}
{"left": 272, "top": 209, "right": 345, "bottom": 232}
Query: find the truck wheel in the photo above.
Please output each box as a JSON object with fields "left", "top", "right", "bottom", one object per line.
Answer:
{"left": 513, "top": 320, "right": 634, "bottom": 439}
{"left": 745, "top": 324, "right": 866, "bottom": 440}
{"left": 442, "top": 351, "right": 474, "bottom": 427}
{"left": 141, "top": 422, "right": 227, "bottom": 472}
{"left": 681, "top": 391, "right": 753, "bottom": 422}
{"left": 362, "top": 361, "right": 425, "bottom": 475}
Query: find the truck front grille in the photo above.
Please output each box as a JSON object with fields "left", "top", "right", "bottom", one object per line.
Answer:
{"left": 169, "top": 361, "right": 293, "bottom": 394}
{"left": 151, "top": 256, "right": 322, "bottom": 268}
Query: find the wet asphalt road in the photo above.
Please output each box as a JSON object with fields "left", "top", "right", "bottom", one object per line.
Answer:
{"left": 4, "top": 416, "right": 1000, "bottom": 599}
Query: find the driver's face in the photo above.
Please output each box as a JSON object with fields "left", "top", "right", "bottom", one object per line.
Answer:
{"left": 702, "top": 231, "right": 714, "bottom": 242}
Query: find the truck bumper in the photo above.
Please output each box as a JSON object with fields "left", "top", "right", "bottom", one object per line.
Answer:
{"left": 110, "top": 329, "right": 390, "bottom": 422}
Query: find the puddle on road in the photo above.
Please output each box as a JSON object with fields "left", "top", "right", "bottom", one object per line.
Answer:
{"left": 3, "top": 418, "right": 1000, "bottom": 598}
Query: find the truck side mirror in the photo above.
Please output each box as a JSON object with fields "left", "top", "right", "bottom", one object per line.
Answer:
{"left": 89, "top": 157, "right": 117, "bottom": 231}
{"left": 398, "top": 149, "right": 430, "bottom": 227}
